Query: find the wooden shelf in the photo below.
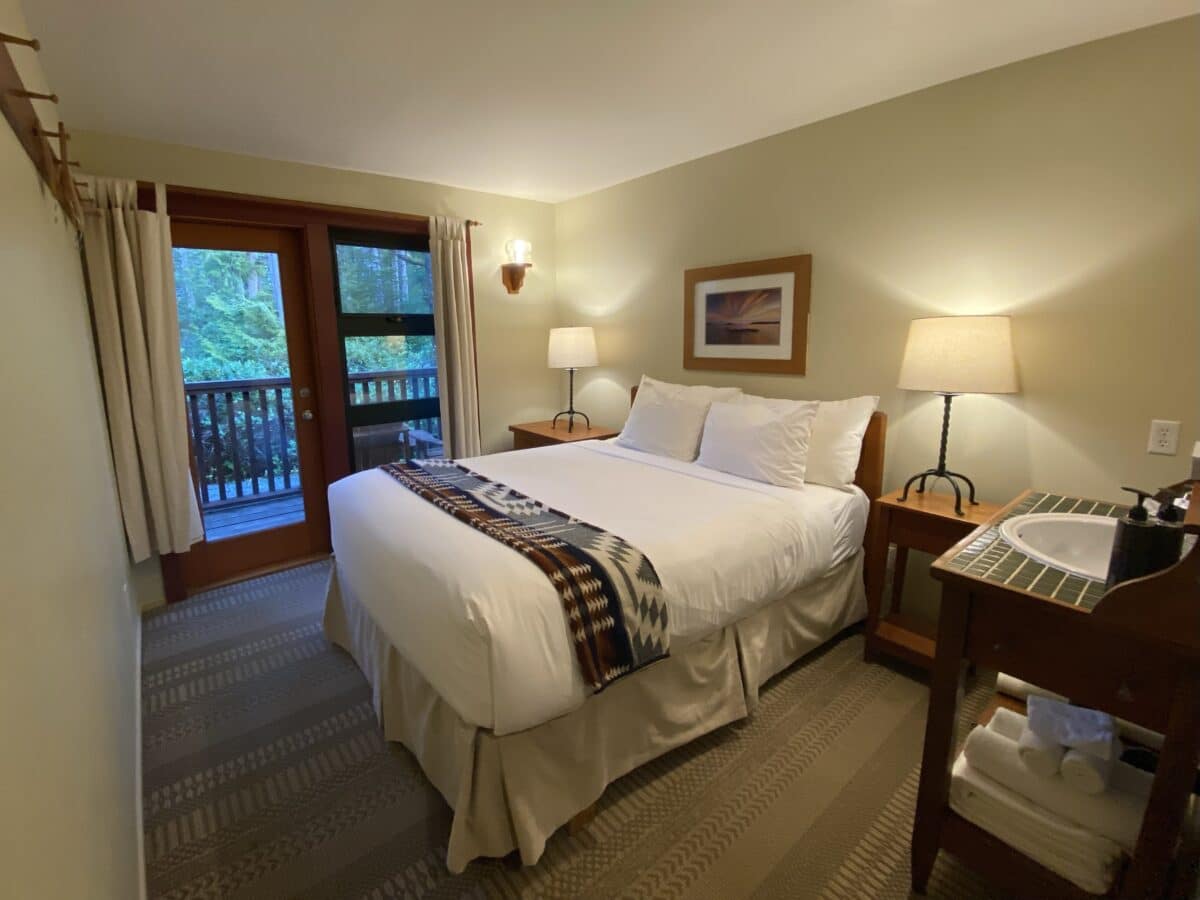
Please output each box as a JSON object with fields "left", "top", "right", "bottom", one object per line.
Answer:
{"left": 869, "top": 612, "right": 936, "bottom": 669}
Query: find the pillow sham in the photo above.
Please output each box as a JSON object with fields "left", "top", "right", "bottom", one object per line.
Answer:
{"left": 616, "top": 375, "right": 742, "bottom": 461}
{"left": 697, "top": 398, "right": 820, "bottom": 488}
{"left": 804, "top": 395, "right": 880, "bottom": 488}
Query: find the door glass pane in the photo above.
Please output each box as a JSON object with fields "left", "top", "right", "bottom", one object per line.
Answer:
{"left": 174, "top": 247, "right": 306, "bottom": 541}
{"left": 344, "top": 335, "right": 438, "bottom": 406}
{"left": 335, "top": 244, "right": 433, "bottom": 314}
{"left": 352, "top": 419, "right": 445, "bottom": 470}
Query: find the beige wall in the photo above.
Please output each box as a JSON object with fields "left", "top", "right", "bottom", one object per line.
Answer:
{"left": 555, "top": 18, "right": 1200, "bottom": 509}
{"left": 0, "top": 4, "right": 143, "bottom": 898}
{"left": 73, "top": 131, "right": 560, "bottom": 454}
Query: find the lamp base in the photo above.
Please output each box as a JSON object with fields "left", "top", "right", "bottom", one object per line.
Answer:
{"left": 552, "top": 366, "right": 589, "bottom": 433}
{"left": 899, "top": 468, "right": 978, "bottom": 517}
{"left": 896, "top": 392, "right": 978, "bottom": 516}
{"left": 552, "top": 409, "right": 590, "bottom": 433}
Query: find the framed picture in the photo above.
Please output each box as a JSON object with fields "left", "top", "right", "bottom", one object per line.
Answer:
{"left": 683, "top": 254, "right": 811, "bottom": 374}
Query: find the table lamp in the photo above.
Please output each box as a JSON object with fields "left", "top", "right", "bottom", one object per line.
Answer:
{"left": 897, "top": 315, "right": 1018, "bottom": 515}
{"left": 548, "top": 326, "right": 598, "bottom": 432}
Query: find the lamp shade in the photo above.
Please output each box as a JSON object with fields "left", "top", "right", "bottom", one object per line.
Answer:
{"left": 548, "top": 326, "right": 598, "bottom": 369}
{"left": 897, "top": 316, "right": 1017, "bottom": 394}
{"left": 505, "top": 239, "right": 532, "bottom": 265}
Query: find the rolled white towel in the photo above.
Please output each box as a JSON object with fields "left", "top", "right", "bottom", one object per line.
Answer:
{"left": 1061, "top": 739, "right": 1122, "bottom": 796}
{"left": 1017, "top": 724, "right": 1065, "bottom": 778}
{"left": 966, "top": 710, "right": 1152, "bottom": 851}
{"left": 1028, "top": 695, "right": 1116, "bottom": 758}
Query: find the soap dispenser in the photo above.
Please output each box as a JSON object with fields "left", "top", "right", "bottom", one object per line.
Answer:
{"left": 1148, "top": 499, "right": 1186, "bottom": 574}
{"left": 1104, "top": 487, "right": 1158, "bottom": 591}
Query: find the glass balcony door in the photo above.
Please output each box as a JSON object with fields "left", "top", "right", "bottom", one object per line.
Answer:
{"left": 330, "top": 230, "right": 443, "bottom": 470}
{"left": 171, "top": 222, "right": 329, "bottom": 590}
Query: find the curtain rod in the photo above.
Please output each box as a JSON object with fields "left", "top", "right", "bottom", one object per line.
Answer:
{"left": 0, "top": 31, "right": 40, "bottom": 50}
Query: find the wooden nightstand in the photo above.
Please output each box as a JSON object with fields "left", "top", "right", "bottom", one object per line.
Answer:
{"left": 864, "top": 488, "right": 1003, "bottom": 670}
{"left": 509, "top": 420, "right": 620, "bottom": 450}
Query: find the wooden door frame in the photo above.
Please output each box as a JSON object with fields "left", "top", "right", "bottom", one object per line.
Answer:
{"left": 152, "top": 185, "right": 478, "bottom": 603}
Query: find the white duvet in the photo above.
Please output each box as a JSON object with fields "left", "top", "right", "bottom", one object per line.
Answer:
{"left": 328, "top": 440, "right": 867, "bottom": 735}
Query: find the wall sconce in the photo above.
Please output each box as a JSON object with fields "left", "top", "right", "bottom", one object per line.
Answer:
{"left": 501, "top": 239, "right": 532, "bottom": 294}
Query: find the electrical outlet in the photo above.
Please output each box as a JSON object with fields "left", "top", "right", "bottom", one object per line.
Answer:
{"left": 1147, "top": 419, "right": 1180, "bottom": 456}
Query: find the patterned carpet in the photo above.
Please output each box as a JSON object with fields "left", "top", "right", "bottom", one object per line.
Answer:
{"left": 141, "top": 560, "right": 1011, "bottom": 899}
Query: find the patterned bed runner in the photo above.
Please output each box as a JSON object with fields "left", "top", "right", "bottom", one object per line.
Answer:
{"left": 379, "top": 459, "right": 668, "bottom": 690}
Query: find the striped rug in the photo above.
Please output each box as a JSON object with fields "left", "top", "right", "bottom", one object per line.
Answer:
{"left": 141, "top": 560, "right": 1010, "bottom": 899}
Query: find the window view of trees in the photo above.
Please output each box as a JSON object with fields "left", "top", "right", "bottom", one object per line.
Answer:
{"left": 174, "top": 245, "right": 437, "bottom": 383}
{"left": 334, "top": 243, "right": 438, "bottom": 375}
{"left": 175, "top": 248, "right": 289, "bottom": 382}
{"left": 335, "top": 243, "right": 432, "bottom": 314}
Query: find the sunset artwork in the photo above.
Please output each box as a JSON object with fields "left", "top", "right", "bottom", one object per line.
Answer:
{"left": 684, "top": 254, "right": 809, "bottom": 373}
{"left": 704, "top": 288, "right": 783, "bottom": 346}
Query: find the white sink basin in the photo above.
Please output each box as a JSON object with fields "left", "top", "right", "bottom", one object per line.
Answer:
{"left": 999, "top": 513, "right": 1118, "bottom": 581}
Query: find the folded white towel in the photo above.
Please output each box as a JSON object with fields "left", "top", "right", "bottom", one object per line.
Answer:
{"left": 965, "top": 708, "right": 1153, "bottom": 850}
{"left": 1061, "top": 739, "right": 1122, "bottom": 795}
{"left": 995, "top": 673, "right": 1165, "bottom": 750}
{"left": 1017, "top": 723, "right": 1065, "bottom": 778}
{"left": 1028, "top": 695, "right": 1116, "bottom": 758}
{"left": 950, "top": 754, "right": 1122, "bottom": 895}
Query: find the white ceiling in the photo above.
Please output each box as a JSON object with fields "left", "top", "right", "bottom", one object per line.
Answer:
{"left": 24, "top": 1, "right": 1200, "bottom": 202}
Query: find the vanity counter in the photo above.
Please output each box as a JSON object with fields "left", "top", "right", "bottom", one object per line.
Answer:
{"left": 911, "top": 488, "right": 1200, "bottom": 899}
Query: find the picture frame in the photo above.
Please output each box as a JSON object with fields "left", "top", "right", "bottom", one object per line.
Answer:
{"left": 683, "top": 254, "right": 811, "bottom": 374}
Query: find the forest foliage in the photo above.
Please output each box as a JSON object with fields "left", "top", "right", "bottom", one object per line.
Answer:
{"left": 174, "top": 245, "right": 438, "bottom": 383}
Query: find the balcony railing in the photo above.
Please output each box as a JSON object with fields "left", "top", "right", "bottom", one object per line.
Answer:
{"left": 184, "top": 368, "right": 439, "bottom": 510}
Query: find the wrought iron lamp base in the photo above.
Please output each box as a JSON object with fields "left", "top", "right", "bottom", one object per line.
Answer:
{"left": 551, "top": 409, "right": 590, "bottom": 433}
{"left": 899, "top": 468, "right": 978, "bottom": 516}
{"left": 552, "top": 366, "right": 589, "bottom": 433}
{"left": 897, "top": 392, "right": 979, "bottom": 516}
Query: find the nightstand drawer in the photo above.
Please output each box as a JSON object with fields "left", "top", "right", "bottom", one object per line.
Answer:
{"left": 889, "top": 510, "right": 978, "bottom": 555}
{"left": 512, "top": 431, "right": 558, "bottom": 450}
{"left": 509, "top": 420, "right": 621, "bottom": 450}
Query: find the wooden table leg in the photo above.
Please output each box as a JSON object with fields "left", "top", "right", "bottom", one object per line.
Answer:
{"left": 1122, "top": 669, "right": 1200, "bottom": 899}
{"left": 911, "top": 584, "right": 970, "bottom": 894}
{"left": 864, "top": 503, "right": 892, "bottom": 663}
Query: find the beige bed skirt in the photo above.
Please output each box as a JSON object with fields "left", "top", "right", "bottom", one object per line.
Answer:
{"left": 322, "top": 550, "right": 866, "bottom": 872}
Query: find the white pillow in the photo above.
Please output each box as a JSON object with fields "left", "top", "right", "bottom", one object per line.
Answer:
{"left": 697, "top": 398, "right": 820, "bottom": 488}
{"left": 804, "top": 396, "right": 880, "bottom": 488}
{"left": 616, "top": 375, "right": 742, "bottom": 461}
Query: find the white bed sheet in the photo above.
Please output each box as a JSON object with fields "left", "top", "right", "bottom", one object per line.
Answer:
{"left": 327, "top": 439, "right": 868, "bottom": 735}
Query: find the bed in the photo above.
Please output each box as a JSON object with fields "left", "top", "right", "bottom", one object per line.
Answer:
{"left": 323, "top": 390, "right": 886, "bottom": 871}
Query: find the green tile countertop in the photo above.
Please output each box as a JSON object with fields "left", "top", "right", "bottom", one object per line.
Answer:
{"left": 939, "top": 491, "right": 1125, "bottom": 611}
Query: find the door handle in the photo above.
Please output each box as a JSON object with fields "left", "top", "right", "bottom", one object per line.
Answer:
{"left": 301, "top": 410, "right": 314, "bottom": 421}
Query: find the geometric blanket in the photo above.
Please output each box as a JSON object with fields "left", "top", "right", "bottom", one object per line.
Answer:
{"left": 379, "top": 459, "right": 669, "bottom": 690}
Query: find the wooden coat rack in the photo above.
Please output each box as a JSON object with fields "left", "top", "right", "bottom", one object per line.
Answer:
{"left": 1, "top": 30, "right": 87, "bottom": 225}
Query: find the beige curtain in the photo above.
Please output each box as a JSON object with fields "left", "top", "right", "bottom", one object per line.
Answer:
{"left": 82, "top": 179, "right": 203, "bottom": 562}
{"left": 429, "top": 216, "right": 482, "bottom": 457}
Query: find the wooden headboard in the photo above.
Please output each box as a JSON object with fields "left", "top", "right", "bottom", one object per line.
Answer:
{"left": 628, "top": 385, "right": 887, "bottom": 546}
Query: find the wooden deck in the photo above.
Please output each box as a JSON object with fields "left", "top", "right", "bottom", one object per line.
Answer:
{"left": 203, "top": 493, "right": 305, "bottom": 542}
